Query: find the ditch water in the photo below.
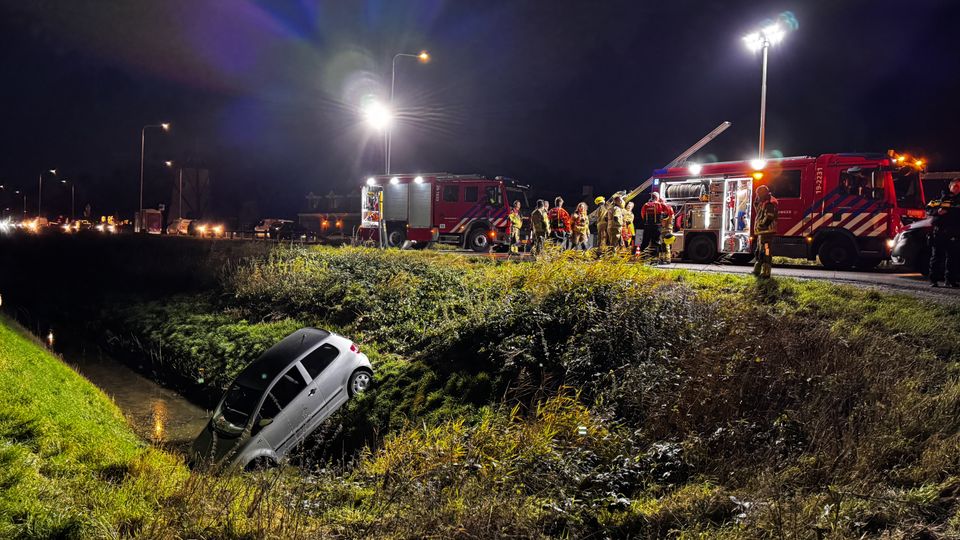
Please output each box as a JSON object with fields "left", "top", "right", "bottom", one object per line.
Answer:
{"left": 59, "top": 339, "right": 210, "bottom": 451}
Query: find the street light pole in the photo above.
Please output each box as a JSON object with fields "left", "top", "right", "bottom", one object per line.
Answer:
{"left": 139, "top": 123, "right": 170, "bottom": 232}
{"left": 61, "top": 179, "right": 75, "bottom": 220}
{"left": 744, "top": 21, "right": 788, "bottom": 161}
{"left": 386, "top": 51, "right": 430, "bottom": 174}
{"left": 38, "top": 169, "right": 56, "bottom": 218}
{"left": 758, "top": 40, "right": 769, "bottom": 160}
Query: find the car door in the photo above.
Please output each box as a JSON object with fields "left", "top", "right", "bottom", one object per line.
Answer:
{"left": 298, "top": 343, "right": 345, "bottom": 435}
{"left": 256, "top": 364, "right": 312, "bottom": 453}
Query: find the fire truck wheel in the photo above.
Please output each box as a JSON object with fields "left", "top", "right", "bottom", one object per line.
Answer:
{"left": 817, "top": 238, "right": 856, "bottom": 270}
{"left": 467, "top": 228, "right": 491, "bottom": 252}
{"left": 729, "top": 253, "right": 754, "bottom": 265}
{"left": 410, "top": 241, "right": 432, "bottom": 250}
{"left": 386, "top": 228, "right": 406, "bottom": 248}
{"left": 685, "top": 235, "right": 717, "bottom": 263}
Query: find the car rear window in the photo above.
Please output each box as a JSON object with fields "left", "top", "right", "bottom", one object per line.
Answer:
{"left": 301, "top": 343, "right": 340, "bottom": 380}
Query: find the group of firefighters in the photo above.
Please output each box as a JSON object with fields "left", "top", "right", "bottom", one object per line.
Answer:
{"left": 505, "top": 185, "right": 782, "bottom": 279}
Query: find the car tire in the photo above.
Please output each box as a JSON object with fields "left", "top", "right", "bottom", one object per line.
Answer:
{"left": 818, "top": 237, "right": 857, "bottom": 270}
{"left": 348, "top": 369, "right": 373, "bottom": 397}
{"left": 685, "top": 235, "right": 718, "bottom": 263}
{"left": 467, "top": 227, "right": 491, "bottom": 252}
{"left": 244, "top": 456, "right": 277, "bottom": 472}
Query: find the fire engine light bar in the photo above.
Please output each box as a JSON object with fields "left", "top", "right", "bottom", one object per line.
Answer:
{"left": 688, "top": 163, "right": 702, "bottom": 175}
{"left": 366, "top": 177, "right": 376, "bottom": 186}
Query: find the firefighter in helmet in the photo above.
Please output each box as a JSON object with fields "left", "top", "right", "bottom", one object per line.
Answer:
{"left": 508, "top": 199, "right": 523, "bottom": 254}
{"left": 752, "top": 184, "right": 779, "bottom": 279}
{"left": 594, "top": 196, "right": 608, "bottom": 248}
{"left": 530, "top": 199, "right": 551, "bottom": 256}
{"left": 571, "top": 202, "right": 590, "bottom": 250}
{"left": 606, "top": 195, "right": 626, "bottom": 251}
{"left": 928, "top": 178, "right": 960, "bottom": 287}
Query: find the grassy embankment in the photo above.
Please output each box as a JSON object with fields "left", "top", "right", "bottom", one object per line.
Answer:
{"left": 3, "top": 237, "right": 960, "bottom": 536}
{"left": 95, "top": 245, "right": 960, "bottom": 537}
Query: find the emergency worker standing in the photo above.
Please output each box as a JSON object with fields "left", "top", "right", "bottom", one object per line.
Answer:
{"left": 595, "top": 196, "right": 608, "bottom": 248}
{"left": 752, "top": 185, "right": 779, "bottom": 279}
{"left": 639, "top": 193, "right": 673, "bottom": 258}
{"left": 508, "top": 200, "right": 523, "bottom": 254}
{"left": 571, "top": 202, "right": 590, "bottom": 250}
{"left": 606, "top": 195, "right": 626, "bottom": 250}
{"left": 928, "top": 178, "right": 960, "bottom": 287}
{"left": 622, "top": 201, "right": 636, "bottom": 247}
{"left": 547, "top": 196, "right": 572, "bottom": 248}
{"left": 530, "top": 199, "right": 551, "bottom": 255}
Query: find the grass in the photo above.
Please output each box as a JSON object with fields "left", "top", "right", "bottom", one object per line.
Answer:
{"left": 4, "top": 239, "right": 960, "bottom": 537}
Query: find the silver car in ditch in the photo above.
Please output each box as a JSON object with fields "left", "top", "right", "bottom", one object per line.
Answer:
{"left": 190, "top": 327, "right": 373, "bottom": 470}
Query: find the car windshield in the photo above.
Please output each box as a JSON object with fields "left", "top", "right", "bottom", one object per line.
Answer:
{"left": 892, "top": 168, "right": 924, "bottom": 209}
{"left": 213, "top": 382, "right": 262, "bottom": 435}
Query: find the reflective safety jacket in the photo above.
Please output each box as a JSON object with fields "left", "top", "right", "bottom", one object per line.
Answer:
{"left": 508, "top": 209, "right": 523, "bottom": 233}
{"left": 547, "top": 207, "right": 572, "bottom": 233}
{"left": 640, "top": 201, "right": 674, "bottom": 226}
{"left": 754, "top": 196, "right": 779, "bottom": 236}
{"left": 571, "top": 211, "right": 590, "bottom": 235}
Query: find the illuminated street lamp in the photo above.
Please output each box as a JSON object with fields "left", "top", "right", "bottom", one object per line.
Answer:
{"left": 361, "top": 100, "right": 393, "bottom": 131}
{"left": 386, "top": 50, "right": 430, "bottom": 174}
{"left": 743, "top": 19, "right": 790, "bottom": 161}
{"left": 37, "top": 169, "right": 56, "bottom": 217}
{"left": 139, "top": 123, "right": 170, "bottom": 232}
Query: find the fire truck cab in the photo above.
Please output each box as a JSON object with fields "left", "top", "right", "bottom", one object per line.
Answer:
{"left": 652, "top": 153, "right": 927, "bottom": 269}
{"left": 358, "top": 174, "right": 530, "bottom": 251}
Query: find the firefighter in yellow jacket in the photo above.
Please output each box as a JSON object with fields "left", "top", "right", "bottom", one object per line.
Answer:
{"left": 594, "top": 196, "right": 608, "bottom": 248}
{"left": 606, "top": 195, "right": 626, "bottom": 250}
{"left": 753, "top": 185, "right": 778, "bottom": 278}
{"left": 622, "top": 201, "right": 636, "bottom": 247}
{"left": 508, "top": 200, "right": 523, "bottom": 253}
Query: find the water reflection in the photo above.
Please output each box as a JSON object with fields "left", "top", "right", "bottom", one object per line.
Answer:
{"left": 151, "top": 400, "right": 168, "bottom": 443}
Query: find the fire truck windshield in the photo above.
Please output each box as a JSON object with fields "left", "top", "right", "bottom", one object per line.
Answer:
{"left": 892, "top": 167, "right": 923, "bottom": 209}
{"left": 506, "top": 187, "right": 529, "bottom": 209}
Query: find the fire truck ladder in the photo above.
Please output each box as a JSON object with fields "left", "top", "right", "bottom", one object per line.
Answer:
{"left": 590, "top": 121, "right": 732, "bottom": 220}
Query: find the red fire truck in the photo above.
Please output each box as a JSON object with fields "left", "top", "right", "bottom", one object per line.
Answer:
{"left": 652, "top": 153, "right": 927, "bottom": 269}
{"left": 358, "top": 174, "right": 530, "bottom": 251}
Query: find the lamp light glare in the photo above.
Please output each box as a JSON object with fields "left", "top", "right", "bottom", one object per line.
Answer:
{"left": 361, "top": 101, "right": 393, "bottom": 131}
{"left": 366, "top": 177, "right": 376, "bottom": 187}
{"left": 418, "top": 50, "right": 430, "bottom": 63}
{"left": 390, "top": 177, "right": 399, "bottom": 185}
{"left": 750, "top": 159, "right": 767, "bottom": 170}
{"left": 160, "top": 123, "right": 171, "bottom": 131}
{"left": 414, "top": 176, "right": 424, "bottom": 184}
{"left": 688, "top": 163, "right": 702, "bottom": 176}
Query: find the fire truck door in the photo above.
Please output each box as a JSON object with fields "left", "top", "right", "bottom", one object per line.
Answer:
{"left": 436, "top": 184, "right": 461, "bottom": 232}
{"left": 720, "top": 177, "right": 752, "bottom": 254}
{"left": 384, "top": 182, "right": 409, "bottom": 222}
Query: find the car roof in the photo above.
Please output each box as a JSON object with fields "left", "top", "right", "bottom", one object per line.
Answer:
{"left": 234, "top": 328, "right": 331, "bottom": 390}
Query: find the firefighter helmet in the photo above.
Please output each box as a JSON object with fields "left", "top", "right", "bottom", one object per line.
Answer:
{"left": 594, "top": 196, "right": 605, "bottom": 205}
{"left": 662, "top": 232, "right": 676, "bottom": 245}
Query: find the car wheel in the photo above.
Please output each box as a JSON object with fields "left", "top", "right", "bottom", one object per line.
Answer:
{"left": 348, "top": 369, "right": 373, "bottom": 397}
{"left": 467, "top": 228, "right": 491, "bottom": 252}
{"left": 244, "top": 456, "right": 277, "bottom": 472}
{"left": 817, "top": 237, "right": 856, "bottom": 270}
{"left": 685, "top": 235, "right": 718, "bottom": 263}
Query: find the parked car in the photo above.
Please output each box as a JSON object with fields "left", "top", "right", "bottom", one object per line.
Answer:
{"left": 268, "top": 221, "right": 316, "bottom": 241}
{"left": 254, "top": 218, "right": 292, "bottom": 238}
{"left": 891, "top": 216, "right": 932, "bottom": 274}
{"left": 190, "top": 328, "right": 373, "bottom": 471}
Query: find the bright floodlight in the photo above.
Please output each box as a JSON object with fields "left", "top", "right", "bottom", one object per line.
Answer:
{"left": 414, "top": 176, "right": 424, "bottom": 184}
{"left": 390, "top": 176, "right": 399, "bottom": 185}
{"left": 688, "top": 163, "right": 702, "bottom": 175}
{"left": 418, "top": 50, "right": 430, "bottom": 63}
{"left": 750, "top": 159, "right": 767, "bottom": 170}
{"left": 366, "top": 177, "right": 376, "bottom": 186}
{"left": 744, "top": 22, "right": 787, "bottom": 51}
{"left": 361, "top": 101, "right": 393, "bottom": 131}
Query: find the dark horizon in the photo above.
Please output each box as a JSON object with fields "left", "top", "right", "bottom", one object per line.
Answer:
{"left": 2, "top": 0, "right": 958, "bottom": 220}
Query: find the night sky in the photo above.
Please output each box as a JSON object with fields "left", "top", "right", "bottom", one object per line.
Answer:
{"left": 1, "top": 0, "right": 958, "bottom": 219}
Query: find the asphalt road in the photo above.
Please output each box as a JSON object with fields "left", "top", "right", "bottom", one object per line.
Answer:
{"left": 450, "top": 249, "right": 960, "bottom": 304}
